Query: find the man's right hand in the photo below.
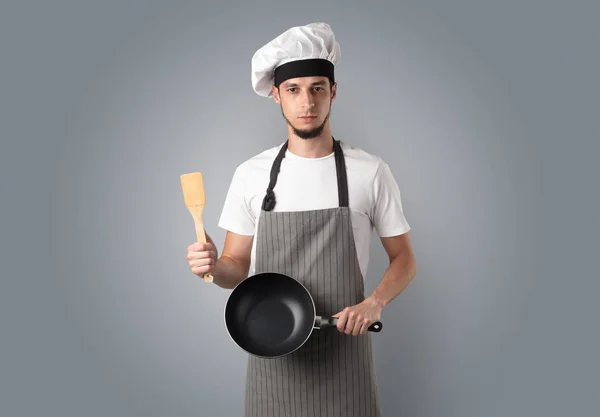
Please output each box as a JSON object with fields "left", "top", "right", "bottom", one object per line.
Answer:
{"left": 187, "top": 237, "right": 218, "bottom": 278}
{"left": 186, "top": 230, "right": 253, "bottom": 289}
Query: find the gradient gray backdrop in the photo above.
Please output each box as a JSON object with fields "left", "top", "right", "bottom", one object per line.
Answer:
{"left": 1, "top": 1, "right": 599, "bottom": 416}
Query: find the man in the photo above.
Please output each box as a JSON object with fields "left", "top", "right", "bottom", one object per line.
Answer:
{"left": 186, "top": 22, "right": 417, "bottom": 417}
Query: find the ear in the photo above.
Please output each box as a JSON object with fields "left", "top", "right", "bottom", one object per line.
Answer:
{"left": 330, "top": 82, "right": 337, "bottom": 103}
{"left": 272, "top": 85, "right": 281, "bottom": 104}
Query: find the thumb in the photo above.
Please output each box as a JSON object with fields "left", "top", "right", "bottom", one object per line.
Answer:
{"left": 332, "top": 311, "right": 342, "bottom": 318}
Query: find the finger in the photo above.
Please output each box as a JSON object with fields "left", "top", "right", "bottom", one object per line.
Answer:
{"left": 187, "top": 250, "right": 217, "bottom": 260}
{"left": 345, "top": 312, "right": 356, "bottom": 335}
{"left": 359, "top": 320, "right": 370, "bottom": 335}
{"left": 192, "top": 265, "right": 213, "bottom": 275}
{"left": 195, "top": 250, "right": 216, "bottom": 259}
{"left": 335, "top": 311, "right": 348, "bottom": 333}
{"left": 190, "top": 258, "right": 215, "bottom": 268}
{"left": 351, "top": 316, "right": 363, "bottom": 336}
{"left": 199, "top": 242, "right": 214, "bottom": 251}
{"left": 189, "top": 242, "right": 203, "bottom": 251}
{"left": 191, "top": 243, "right": 214, "bottom": 254}
{"left": 190, "top": 257, "right": 215, "bottom": 267}
{"left": 190, "top": 242, "right": 213, "bottom": 251}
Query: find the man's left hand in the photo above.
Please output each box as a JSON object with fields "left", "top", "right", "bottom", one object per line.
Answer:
{"left": 332, "top": 297, "right": 383, "bottom": 336}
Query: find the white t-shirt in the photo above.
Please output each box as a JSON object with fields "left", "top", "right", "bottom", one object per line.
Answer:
{"left": 217, "top": 140, "right": 411, "bottom": 280}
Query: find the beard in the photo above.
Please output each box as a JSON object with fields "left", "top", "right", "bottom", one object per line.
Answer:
{"left": 280, "top": 103, "right": 331, "bottom": 139}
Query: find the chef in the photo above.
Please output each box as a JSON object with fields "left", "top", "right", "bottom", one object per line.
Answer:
{"left": 186, "top": 22, "right": 417, "bottom": 417}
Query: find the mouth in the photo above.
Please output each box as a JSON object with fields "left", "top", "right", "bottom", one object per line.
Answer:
{"left": 299, "top": 116, "right": 317, "bottom": 121}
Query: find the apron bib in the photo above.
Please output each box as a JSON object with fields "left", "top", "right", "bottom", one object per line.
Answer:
{"left": 244, "top": 139, "right": 382, "bottom": 417}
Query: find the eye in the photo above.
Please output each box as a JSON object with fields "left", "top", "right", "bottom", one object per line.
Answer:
{"left": 314, "top": 87, "right": 324, "bottom": 92}
{"left": 287, "top": 88, "right": 297, "bottom": 93}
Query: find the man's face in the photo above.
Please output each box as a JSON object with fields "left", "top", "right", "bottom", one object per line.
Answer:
{"left": 272, "top": 76, "right": 337, "bottom": 139}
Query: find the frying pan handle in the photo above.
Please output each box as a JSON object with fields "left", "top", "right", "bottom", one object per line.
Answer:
{"left": 319, "top": 317, "right": 383, "bottom": 333}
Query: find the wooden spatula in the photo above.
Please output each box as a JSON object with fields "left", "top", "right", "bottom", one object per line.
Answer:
{"left": 181, "top": 172, "right": 213, "bottom": 283}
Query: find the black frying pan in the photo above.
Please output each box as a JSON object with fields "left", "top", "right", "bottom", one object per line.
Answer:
{"left": 224, "top": 272, "right": 382, "bottom": 358}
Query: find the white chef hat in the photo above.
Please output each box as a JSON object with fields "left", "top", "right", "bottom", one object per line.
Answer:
{"left": 251, "top": 22, "right": 341, "bottom": 97}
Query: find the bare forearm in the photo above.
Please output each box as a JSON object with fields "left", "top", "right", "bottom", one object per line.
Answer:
{"left": 367, "top": 253, "right": 417, "bottom": 309}
{"left": 212, "top": 255, "right": 249, "bottom": 289}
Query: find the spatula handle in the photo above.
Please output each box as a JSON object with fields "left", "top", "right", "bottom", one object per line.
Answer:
{"left": 188, "top": 205, "right": 214, "bottom": 283}
{"left": 180, "top": 172, "right": 213, "bottom": 283}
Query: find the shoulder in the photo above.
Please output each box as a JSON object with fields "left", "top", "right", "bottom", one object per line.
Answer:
{"left": 338, "top": 140, "right": 386, "bottom": 178}
{"left": 232, "top": 142, "right": 285, "bottom": 178}
{"left": 339, "top": 140, "right": 384, "bottom": 164}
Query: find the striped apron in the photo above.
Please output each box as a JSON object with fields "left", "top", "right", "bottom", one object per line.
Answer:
{"left": 244, "top": 139, "right": 382, "bottom": 417}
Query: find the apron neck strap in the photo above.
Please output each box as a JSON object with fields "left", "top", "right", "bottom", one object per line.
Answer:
{"left": 333, "top": 138, "right": 349, "bottom": 208}
{"left": 261, "top": 137, "right": 349, "bottom": 211}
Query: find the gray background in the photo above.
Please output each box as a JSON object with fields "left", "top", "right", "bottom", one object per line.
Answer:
{"left": 1, "top": 0, "right": 598, "bottom": 416}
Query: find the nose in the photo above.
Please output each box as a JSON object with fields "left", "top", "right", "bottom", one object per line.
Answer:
{"left": 300, "top": 90, "right": 315, "bottom": 108}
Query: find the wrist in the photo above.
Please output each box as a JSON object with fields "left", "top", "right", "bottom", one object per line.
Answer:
{"left": 366, "top": 294, "right": 386, "bottom": 311}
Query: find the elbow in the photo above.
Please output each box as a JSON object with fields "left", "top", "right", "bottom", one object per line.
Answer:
{"left": 409, "top": 254, "right": 417, "bottom": 278}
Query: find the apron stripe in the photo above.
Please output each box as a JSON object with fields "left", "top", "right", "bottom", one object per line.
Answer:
{"left": 281, "top": 358, "right": 286, "bottom": 417}
{"left": 245, "top": 359, "right": 248, "bottom": 416}
{"left": 245, "top": 358, "right": 250, "bottom": 416}
{"left": 274, "top": 215, "right": 282, "bottom": 417}
{"left": 260, "top": 352, "right": 265, "bottom": 416}
{"left": 309, "top": 211, "right": 317, "bottom": 417}
{"left": 284, "top": 211, "right": 294, "bottom": 417}
{"left": 251, "top": 358, "right": 255, "bottom": 417}
{"left": 276, "top": 358, "right": 280, "bottom": 417}
{"left": 335, "top": 219, "right": 343, "bottom": 417}
{"left": 341, "top": 214, "right": 350, "bottom": 415}
{"left": 349, "top": 218, "right": 357, "bottom": 416}
{"left": 257, "top": 356, "right": 261, "bottom": 417}
{"left": 324, "top": 210, "right": 333, "bottom": 417}
{"left": 294, "top": 211, "right": 302, "bottom": 417}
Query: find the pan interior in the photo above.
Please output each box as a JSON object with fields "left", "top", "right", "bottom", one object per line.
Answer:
{"left": 225, "top": 273, "right": 315, "bottom": 357}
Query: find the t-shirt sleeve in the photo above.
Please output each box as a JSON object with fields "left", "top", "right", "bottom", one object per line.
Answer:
{"left": 370, "top": 161, "right": 412, "bottom": 237}
{"left": 217, "top": 166, "right": 256, "bottom": 236}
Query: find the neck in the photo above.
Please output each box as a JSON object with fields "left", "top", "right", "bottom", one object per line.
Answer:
{"left": 286, "top": 124, "right": 334, "bottom": 158}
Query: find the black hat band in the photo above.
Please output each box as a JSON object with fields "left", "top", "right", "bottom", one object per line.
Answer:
{"left": 274, "top": 58, "right": 335, "bottom": 88}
